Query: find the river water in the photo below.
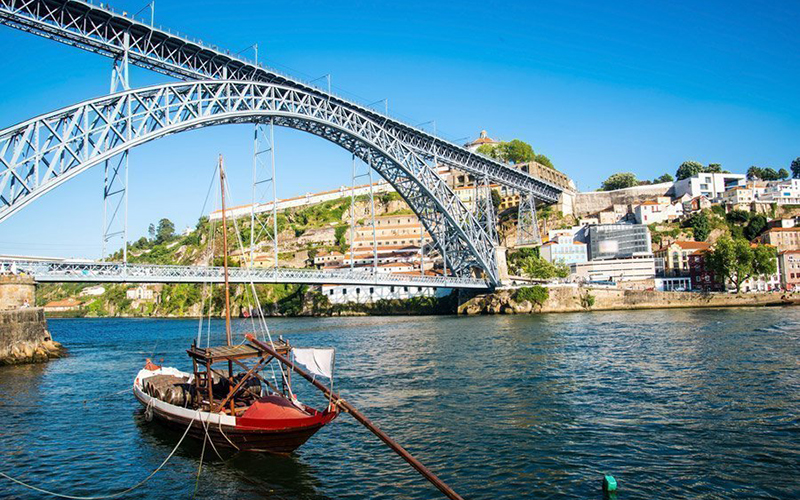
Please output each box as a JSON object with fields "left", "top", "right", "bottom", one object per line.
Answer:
{"left": 1, "top": 308, "right": 798, "bottom": 499}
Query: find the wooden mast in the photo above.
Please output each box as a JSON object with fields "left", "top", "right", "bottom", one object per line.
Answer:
{"left": 245, "top": 334, "right": 465, "bottom": 500}
{"left": 219, "top": 154, "right": 233, "bottom": 348}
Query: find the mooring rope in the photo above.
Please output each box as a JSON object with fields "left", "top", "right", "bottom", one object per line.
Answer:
{"left": 0, "top": 416, "right": 194, "bottom": 499}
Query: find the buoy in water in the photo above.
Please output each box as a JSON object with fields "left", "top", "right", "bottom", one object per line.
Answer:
{"left": 602, "top": 475, "right": 617, "bottom": 493}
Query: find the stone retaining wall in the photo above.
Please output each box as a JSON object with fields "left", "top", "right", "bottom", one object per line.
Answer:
{"left": 0, "top": 308, "right": 64, "bottom": 365}
{"left": 0, "top": 275, "right": 36, "bottom": 310}
{"left": 459, "top": 286, "right": 798, "bottom": 315}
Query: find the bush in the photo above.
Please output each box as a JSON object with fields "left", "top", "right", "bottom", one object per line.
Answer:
{"left": 516, "top": 285, "right": 549, "bottom": 306}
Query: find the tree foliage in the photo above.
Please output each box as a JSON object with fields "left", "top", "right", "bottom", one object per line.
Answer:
{"left": 792, "top": 157, "right": 800, "bottom": 179}
{"left": 600, "top": 172, "right": 638, "bottom": 191}
{"left": 476, "top": 139, "right": 555, "bottom": 169}
{"left": 747, "top": 166, "right": 788, "bottom": 181}
{"left": 675, "top": 161, "right": 704, "bottom": 180}
{"left": 654, "top": 173, "right": 674, "bottom": 183}
{"left": 155, "top": 218, "right": 175, "bottom": 244}
{"left": 683, "top": 211, "right": 711, "bottom": 241}
{"left": 743, "top": 214, "right": 767, "bottom": 240}
{"left": 521, "top": 256, "right": 569, "bottom": 280}
{"left": 675, "top": 161, "right": 727, "bottom": 180}
{"left": 706, "top": 237, "right": 777, "bottom": 293}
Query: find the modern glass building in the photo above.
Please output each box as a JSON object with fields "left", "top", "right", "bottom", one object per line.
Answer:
{"left": 586, "top": 224, "right": 652, "bottom": 261}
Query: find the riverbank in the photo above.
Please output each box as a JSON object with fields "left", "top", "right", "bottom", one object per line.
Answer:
{"left": 0, "top": 308, "right": 65, "bottom": 365}
{"left": 458, "top": 286, "right": 800, "bottom": 315}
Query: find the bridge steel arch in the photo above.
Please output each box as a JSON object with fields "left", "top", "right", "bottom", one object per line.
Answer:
{"left": 0, "top": 0, "right": 564, "bottom": 203}
{"left": 0, "top": 80, "right": 500, "bottom": 283}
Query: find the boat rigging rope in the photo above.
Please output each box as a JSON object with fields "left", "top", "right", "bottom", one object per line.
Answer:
{"left": 0, "top": 417, "right": 195, "bottom": 499}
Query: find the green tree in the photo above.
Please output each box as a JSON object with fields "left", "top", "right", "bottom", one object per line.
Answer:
{"left": 334, "top": 225, "right": 348, "bottom": 252}
{"left": 155, "top": 218, "right": 175, "bottom": 244}
{"left": 501, "top": 139, "right": 535, "bottom": 164}
{"left": 743, "top": 214, "right": 767, "bottom": 240}
{"left": 600, "top": 172, "right": 638, "bottom": 191}
{"left": 476, "top": 143, "right": 502, "bottom": 160}
{"left": 791, "top": 157, "right": 800, "bottom": 179}
{"left": 148, "top": 223, "right": 156, "bottom": 240}
{"left": 676, "top": 161, "right": 704, "bottom": 180}
{"left": 778, "top": 168, "right": 790, "bottom": 180}
{"left": 521, "top": 256, "right": 568, "bottom": 280}
{"left": 490, "top": 189, "right": 502, "bottom": 211}
{"left": 654, "top": 173, "right": 674, "bottom": 183}
{"left": 706, "top": 163, "right": 723, "bottom": 173}
{"left": 534, "top": 154, "right": 555, "bottom": 170}
{"left": 684, "top": 211, "right": 711, "bottom": 241}
{"left": 762, "top": 167, "right": 780, "bottom": 181}
{"left": 707, "top": 237, "right": 777, "bottom": 293}
{"left": 747, "top": 166, "right": 763, "bottom": 180}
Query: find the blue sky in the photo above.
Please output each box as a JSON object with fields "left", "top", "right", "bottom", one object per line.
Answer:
{"left": 1, "top": 0, "right": 798, "bottom": 258}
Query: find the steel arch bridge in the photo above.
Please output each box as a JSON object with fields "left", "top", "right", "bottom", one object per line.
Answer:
{"left": 0, "top": 79, "right": 503, "bottom": 282}
{"left": 0, "top": 0, "right": 568, "bottom": 288}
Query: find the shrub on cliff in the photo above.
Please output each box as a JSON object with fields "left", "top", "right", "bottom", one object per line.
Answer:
{"left": 516, "top": 286, "right": 549, "bottom": 307}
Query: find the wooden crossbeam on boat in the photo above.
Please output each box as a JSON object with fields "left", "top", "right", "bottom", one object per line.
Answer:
{"left": 187, "top": 338, "right": 291, "bottom": 363}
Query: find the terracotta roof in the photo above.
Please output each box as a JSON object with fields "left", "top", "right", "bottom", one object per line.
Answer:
{"left": 44, "top": 298, "right": 82, "bottom": 308}
{"left": 638, "top": 200, "right": 662, "bottom": 206}
{"left": 764, "top": 227, "right": 800, "bottom": 233}
{"left": 672, "top": 241, "right": 711, "bottom": 250}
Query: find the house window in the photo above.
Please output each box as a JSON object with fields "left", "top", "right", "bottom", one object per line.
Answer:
{"left": 390, "top": 286, "right": 395, "bottom": 292}
{"left": 356, "top": 288, "right": 360, "bottom": 294}
{"left": 369, "top": 287, "right": 374, "bottom": 294}
{"left": 329, "top": 290, "right": 334, "bottom": 296}
{"left": 342, "top": 289, "right": 347, "bottom": 295}
{"left": 403, "top": 286, "right": 408, "bottom": 292}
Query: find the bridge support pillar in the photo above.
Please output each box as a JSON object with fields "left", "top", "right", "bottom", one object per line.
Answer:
{"left": 494, "top": 246, "right": 509, "bottom": 283}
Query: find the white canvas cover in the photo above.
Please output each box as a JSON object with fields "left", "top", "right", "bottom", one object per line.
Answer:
{"left": 293, "top": 348, "right": 335, "bottom": 379}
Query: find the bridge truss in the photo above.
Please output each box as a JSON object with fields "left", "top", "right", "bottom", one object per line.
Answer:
{"left": 3, "top": 260, "right": 489, "bottom": 289}
{"left": 0, "top": 80, "right": 501, "bottom": 282}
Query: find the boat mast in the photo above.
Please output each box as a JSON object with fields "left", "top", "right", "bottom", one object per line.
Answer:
{"left": 219, "top": 155, "right": 233, "bottom": 348}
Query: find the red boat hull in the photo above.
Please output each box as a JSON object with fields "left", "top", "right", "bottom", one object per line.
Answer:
{"left": 134, "top": 385, "right": 336, "bottom": 454}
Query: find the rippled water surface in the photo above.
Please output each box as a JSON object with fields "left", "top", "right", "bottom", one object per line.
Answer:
{"left": 1, "top": 308, "right": 799, "bottom": 499}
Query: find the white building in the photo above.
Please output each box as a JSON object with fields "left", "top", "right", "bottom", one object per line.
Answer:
{"left": 320, "top": 282, "right": 450, "bottom": 305}
{"left": 127, "top": 285, "right": 157, "bottom": 301}
{"left": 540, "top": 235, "right": 587, "bottom": 265}
{"left": 633, "top": 198, "right": 683, "bottom": 224}
{"left": 721, "top": 186, "right": 754, "bottom": 205}
{"left": 79, "top": 285, "right": 106, "bottom": 297}
{"left": 673, "top": 173, "right": 747, "bottom": 202}
{"left": 570, "top": 257, "right": 656, "bottom": 282}
{"left": 760, "top": 179, "right": 800, "bottom": 205}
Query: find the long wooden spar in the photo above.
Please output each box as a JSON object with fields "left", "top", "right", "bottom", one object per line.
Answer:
{"left": 245, "top": 334, "right": 465, "bottom": 500}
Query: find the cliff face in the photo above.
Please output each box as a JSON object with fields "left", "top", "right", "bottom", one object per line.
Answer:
{"left": 0, "top": 308, "right": 64, "bottom": 365}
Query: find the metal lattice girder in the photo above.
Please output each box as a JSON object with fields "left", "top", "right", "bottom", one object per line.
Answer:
{"left": 0, "top": 81, "right": 500, "bottom": 283}
{"left": 517, "top": 191, "right": 542, "bottom": 246}
{"left": 1, "top": 259, "right": 491, "bottom": 289}
{"left": 473, "top": 177, "right": 498, "bottom": 245}
{"left": 0, "top": 0, "right": 563, "bottom": 203}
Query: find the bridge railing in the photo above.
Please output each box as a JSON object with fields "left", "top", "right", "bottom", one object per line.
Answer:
{"left": 0, "top": 260, "right": 490, "bottom": 289}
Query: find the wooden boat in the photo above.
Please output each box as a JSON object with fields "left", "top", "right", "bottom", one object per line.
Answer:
{"left": 133, "top": 156, "right": 338, "bottom": 454}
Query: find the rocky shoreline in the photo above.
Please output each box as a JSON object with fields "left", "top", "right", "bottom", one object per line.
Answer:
{"left": 0, "top": 308, "right": 65, "bottom": 366}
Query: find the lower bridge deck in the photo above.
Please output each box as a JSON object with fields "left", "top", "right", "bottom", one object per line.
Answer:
{"left": 1, "top": 260, "right": 490, "bottom": 290}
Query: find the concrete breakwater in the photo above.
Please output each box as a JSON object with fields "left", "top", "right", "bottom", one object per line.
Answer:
{"left": 0, "top": 307, "right": 64, "bottom": 365}
{"left": 458, "top": 287, "right": 799, "bottom": 315}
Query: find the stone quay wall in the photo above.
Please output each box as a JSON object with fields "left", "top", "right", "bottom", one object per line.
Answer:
{"left": 459, "top": 286, "right": 798, "bottom": 315}
{"left": 0, "top": 307, "right": 64, "bottom": 365}
{"left": 0, "top": 275, "right": 36, "bottom": 310}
